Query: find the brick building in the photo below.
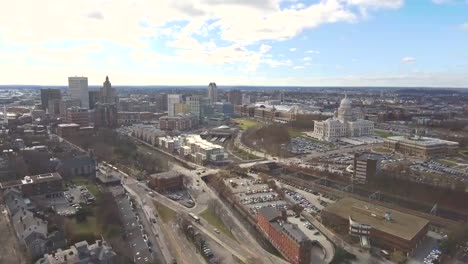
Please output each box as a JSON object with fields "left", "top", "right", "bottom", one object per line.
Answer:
{"left": 148, "top": 171, "right": 183, "bottom": 192}
{"left": 0, "top": 173, "right": 63, "bottom": 198}
{"left": 159, "top": 115, "right": 199, "bottom": 131}
{"left": 257, "top": 208, "right": 312, "bottom": 264}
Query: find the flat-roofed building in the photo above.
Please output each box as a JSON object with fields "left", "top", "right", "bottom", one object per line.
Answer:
{"left": 257, "top": 208, "right": 312, "bottom": 264}
{"left": 181, "top": 134, "right": 227, "bottom": 165}
{"left": 159, "top": 115, "right": 199, "bottom": 131}
{"left": 0, "top": 173, "right": 63, "bottom": 198}
{"left": 321, "top": 197, "right": 429, "bottom": 254}
{"left": 148, "top": 171, "right": 183, "bottom": 192}
{"left": 384, "top": 136, "right": 459, "bottom": 158}
{"left": 353, "top": 152, "right": 382, "bottom": 184}
{"left": 66, "top": 107, "right": 89, "bottom": 127}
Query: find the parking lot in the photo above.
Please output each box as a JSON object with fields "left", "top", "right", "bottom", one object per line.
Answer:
{"left": 278, "top": 179, "right": 338, "bottom": 212}
{"left": 286, "top": 137, "right": 335, "bottom": 154}
{"left": 411, "top": 161, "right": 468, "bottom": 182}
{"left": 225, "top": 177, "right": 288, "bottom": 215}
{"left": 165, "top": 189, "right": 195, "bottom": 208}
{"left": 117, "top": 195, "right": 153, "bottom": 264}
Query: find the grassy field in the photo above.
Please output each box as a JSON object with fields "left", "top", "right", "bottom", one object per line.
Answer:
{"left": 200, "top": 208, "right": 237, "bottom": 241}
{"left": 68, "top": 176, "right": 101, "bottom": 198}
{"left": 438, "top": 159, "right": 458, "bottom": 167}
{"left": 459, "top": 149, "right": 468, "bottom": 158}
{"left": 154, "top": 201, "right": 176, "bottom": 223}
{"left": 375, "top": 129, "right": 394, "bottom": 138}
{"left": 372, "top": 146, "right": 393, "bottom": 154}
{"left": 288, "top": 128, "right": 305, "bottom": 138}
{"left": 233, "top": 118, "right": 261, "bottom": 130}
{"left": 232, "top": 145, "right": 261, "bottom": 160}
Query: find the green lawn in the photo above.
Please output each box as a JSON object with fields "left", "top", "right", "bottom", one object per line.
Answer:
{"left": 233, "top": 118, "right": 261, "bottom": 130}
{"left": 372, "top": 146, "right": 393, "bottom": 154}
{"left": 68, "top": 176, "right": 101, "bottom": 198}
{"left": 154, "top": 201, "right": 176, "bottom": 223}
{"left": 232, "top": 146, "right": 261, "bottom": 160}
{"left": 200, "top": 208, "right": 237, "bottom": 241}
{"left": 288, "top": 128, "right": 305, "bottom": 138}
{"left": 375, "top": 129, "right": 394, "bottom": 138}
{"left": 459, "top": 149, "right": 468, "bottom": 158}
{"left": 438, "top": 159, "right": 458, "bottom": 167}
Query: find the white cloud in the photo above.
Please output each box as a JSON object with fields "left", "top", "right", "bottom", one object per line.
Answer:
{"left": 303, "top": 56, "right": 312, "bottom": 61}
{"left": 0, "top": 0, "right": 406, "bottom": 82}
{"left": 345, "top": 0, "right": 404, "bottom": 9}
{"left": 432, "top": 0, "right": 452, "bottom": 4}
{"left": 293, "top": 65, "right": 305, "bottom": 70}
{"left": 461, "top": 23, "right": 468, "bottom": 30}
{"left": 306, "top": 50, "right": 320, "bottom": 54}
{"left": 401, "top": 56, "right": 416, "bottom": 63}
{"left": 290, "top": 48, "right": 297, "bottom": 52}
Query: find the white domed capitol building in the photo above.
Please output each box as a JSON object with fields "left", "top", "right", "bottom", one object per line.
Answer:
{"left": 312, "top": 95, "right": 374, "bottom": 142}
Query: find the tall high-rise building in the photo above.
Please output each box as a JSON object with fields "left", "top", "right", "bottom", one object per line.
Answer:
{"left": 68, "top": 77, "right": 89, "bottom": 109}
{"left": 94, "top": 103, "right": 118, "bottom": 128}
{"left": 48, "top": 99, "right": 61, "bottom": 117}
{"left": 88, "top": 90, "right": 100, "bottom": 110}
{"left": 100, "top": 76, "right": 118, "bottom": 104}
{"left": 188, "top": 95, "right": 201, "bottom": 118}
{"left": 154, "top": 93, "right": 168, "bottom": 112}
{"left": 208, "top": 82, "right": 218, "bottom": 104}
{"left": 228, "top": 89, "right": 242, "bottom": 105}
{"left": 40, "top": 88, "right": 62, "bottom": 111}
{"left": 167, "top": 94, "right": 182, "bottom": 117}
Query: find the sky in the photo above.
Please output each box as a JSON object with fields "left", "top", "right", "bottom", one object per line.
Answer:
{"left": 0, "top": 0, "right": 467, "bottom": 87}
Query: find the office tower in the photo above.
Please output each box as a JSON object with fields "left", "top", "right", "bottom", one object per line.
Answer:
{"left": 167, "top": 94, "right": 182, "bottom": 117}
{"left": 88, "top": 90, "right": 100, "bottom": 110}
{"left": 100, "top": 76, "right": 118, "bottom": 104}
{"left": 228, "top": 89, "right": 242, "bottom": 105}
{"left": 242, "top": 94, "right": 251, "bottom": 105}
{"left": 154, "top": 93, "right": 168, "bottom": 112}
{"left": 208, "top": 82, "right": 218, "bottom": 104}
{"left": 68, "top": 77, "right": 89, "bottom": 109}
{"left": 188, "top": 95, "right": 201, "bottom": 118}
{"left": 40, "top": 88, "right": 62, "bottom": 111}
{"left": 94, "top": 103, "right": 118, "bottom": 128}
{"left": 48, "top": 99, "right": 61, "bottom": 117}
{"left": 353, "top": 153, "right": 382, "bottom": 184}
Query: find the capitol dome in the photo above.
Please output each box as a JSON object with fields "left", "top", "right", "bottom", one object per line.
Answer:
{"left": 340, "top": 96, "right": 352, "bottom": 107}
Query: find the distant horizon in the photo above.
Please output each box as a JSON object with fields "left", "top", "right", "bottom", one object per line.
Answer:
{"left": 0, "top": 84, "right": 467, "bottom": 90}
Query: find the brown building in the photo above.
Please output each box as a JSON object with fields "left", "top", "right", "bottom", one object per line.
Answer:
{"left": 384, "top": 136, "right": 459, "bottom": 158}
{"left": 321, "top": 197, "right": 429, "bottom": 254}
{"left": 66, "top": 107, "right": 90, "bottom": 127}
{"left": 234, "top": 104, "right": 255, "bottom": 117}
{"left": 159, "top": 115, "right": 199, "bottom": 131}
{"left": 148, "top": 171, "right": 183, "bottom": 192}
{"left": 0, "top": 173, "right": 63, "bottom": 198}
{"left": 94, "top": 103, "right": 118, "bottom": 128}
{"left": 40, "top": 88, "right": 62, "bottom": 111}
{"left": 57, "top": 123, "right": 93, "bottom": 138}
{"left": 257, "top": 208, "right": 312, "bottom": 264}
{"left": 353, "top": 152, "right": 382, "bottom": 184}
{"left": 228, "top": 89, "right": 242, "bottom": 105}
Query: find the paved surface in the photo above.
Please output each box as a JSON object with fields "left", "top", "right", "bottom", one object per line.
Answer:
{"left": 116, "top": 195, "right": 155, "bottom": 264}
{"left": 407, "top": 232, "right": 442, "bottom": 264}
{"left": 0, "top": 205, "right": 27, "bottom": 264}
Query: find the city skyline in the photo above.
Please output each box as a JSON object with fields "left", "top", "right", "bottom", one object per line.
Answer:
{"left": 0, "top": 0, "right": 467, "bottom": 87}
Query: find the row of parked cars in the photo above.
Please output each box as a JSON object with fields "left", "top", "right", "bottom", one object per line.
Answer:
{"left": 285, "top": 189, "right": 322, "bottom": 214}
{"left": 241, "top": 194, "right": 279, "bottom": 205}
{"left": 200, "top": 240, "right": 219, "bottom": 264}
{"left": 424, "top": 249, "right": 441, "bottom": 264}
{"left": 244, "top": 187, "right": 273, "bottom": 195}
